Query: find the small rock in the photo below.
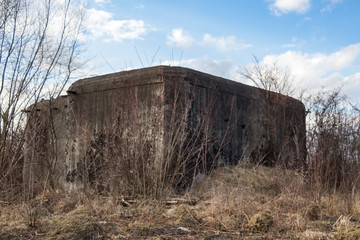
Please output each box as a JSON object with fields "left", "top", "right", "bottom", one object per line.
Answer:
{"left": 178, "top": 227, "right": 191, "bottom": 232}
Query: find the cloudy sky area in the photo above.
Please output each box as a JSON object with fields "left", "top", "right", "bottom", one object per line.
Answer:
{"left": 82, "top": 0, "right": 360, "bottom": 102}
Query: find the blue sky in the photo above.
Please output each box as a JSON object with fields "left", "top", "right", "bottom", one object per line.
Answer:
{"left": 81, "top": 0, "right": 360, "bottom": 101}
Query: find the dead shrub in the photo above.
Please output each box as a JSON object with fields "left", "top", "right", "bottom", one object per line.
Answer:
{"left": 306, "top": 88, "right": 360, "bottom": 196}
{"left": 248, "top": 210, "right": 274, "bottom": 233}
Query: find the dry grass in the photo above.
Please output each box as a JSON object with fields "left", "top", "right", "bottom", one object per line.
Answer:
{"left": 2, "top": 164, "right": 360, "bottom": 239}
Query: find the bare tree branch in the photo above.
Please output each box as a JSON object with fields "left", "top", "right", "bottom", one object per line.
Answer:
{"left": 0, "top": 0, "right": 85, "bottom": 198}
{"left": 239, "top": 55, "right": 297, "bottom": 97}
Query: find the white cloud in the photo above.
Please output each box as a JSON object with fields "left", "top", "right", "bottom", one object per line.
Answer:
{"left": 202, "top": 34, "right": 252, "bottom": 52}
{"left": 263, "top": 43, "right": 360, "bottom": 81}
{"left": 281, "top": 37, "right": 306, "bottom": 48}
{"left": 318, "top": 72, "right": 360, "bottom": 102}
{"left": 86, "top": 8, "right": 148, "bottom": 42}
{"left": 20, "top": 0, "right": 85, "bottom": 41}
{"left": 135, "top": 4, "right": 145, "bottom": 9}
{"left": 259, "top": 43, "right": 360, "bottom": 101}
{"left": 282, "top": 43, "right": 297, "bottom": 48}
{"left": 321, "top": 0, "right": 343, "bottom": 12}
{"left": 343, "top": 72, "right": 360, "bottom": 102}
{"left": 94, "top": 0, "right": 110, "bottom": 3}
{"left": 268, "top": 0, "right": 311, "bottom": 16}
{"left": 166, "top": 28, "right": 194, "bottom": 48}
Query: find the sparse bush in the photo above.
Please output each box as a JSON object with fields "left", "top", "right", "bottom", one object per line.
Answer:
{"left": 248, "top": 210, "right": 274, "bottom": 233}
{"left": 241, "top": 57, "right": 360, "bottom": 196}
{"left": 306, "top": 88, "right": 360, "bottom": 195}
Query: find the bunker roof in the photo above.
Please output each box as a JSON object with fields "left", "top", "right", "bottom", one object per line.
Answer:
{"left": 67, "top": 66, "right": 259, "bottom": 97}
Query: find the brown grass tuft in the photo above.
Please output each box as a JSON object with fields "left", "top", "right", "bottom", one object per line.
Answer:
{"left": 2, "top": 164, "right": 360, "bottom": 239}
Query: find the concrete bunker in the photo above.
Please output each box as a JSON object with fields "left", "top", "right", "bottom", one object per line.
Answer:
{"left": 24, "top": 66, "right": 306, "bottom": 195}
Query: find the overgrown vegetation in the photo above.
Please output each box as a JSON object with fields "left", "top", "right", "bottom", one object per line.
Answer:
{"left": 240, "top": 56, "right": 360, "bottom": 195}
{"left": 306, "top": 88, "right": 360, "bottom": 195}
{"left": 2, "top": 164, "right": 360, "bottom": 239}
{"left": 67, "top": 76, "right": 223, "bottom": 201}
{"left": 2, "top": 77, "right": 360, "bottom": 238}
{"left": 1, "top": 1, "right": 360, "bottom": 237}
{"left": 0, "top": 0, "right": 84, "bottom": 200}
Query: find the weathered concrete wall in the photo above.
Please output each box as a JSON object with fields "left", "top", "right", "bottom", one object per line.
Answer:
{"left": 162, "top": 67, "right": 305, "bottom": 186}
{"left": 23, "top": 96, "right": 72, "bottom": 191}
{"left": 24, "top": 66, "right": 306, "bottom": 194}
{"left": 67, "top": 68, "right": 165, "bottom": 193}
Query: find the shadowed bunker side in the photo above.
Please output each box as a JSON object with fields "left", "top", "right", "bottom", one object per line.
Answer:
{"left": 23, "top": 66, "right": 306, "bottom": 196}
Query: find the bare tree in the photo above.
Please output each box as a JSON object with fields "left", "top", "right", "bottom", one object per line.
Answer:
{"left": 0, "top": 0, "right": 85, "bottom": 199}
{"left": 239, "top": 56, "right": 297, "bottom": 97}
